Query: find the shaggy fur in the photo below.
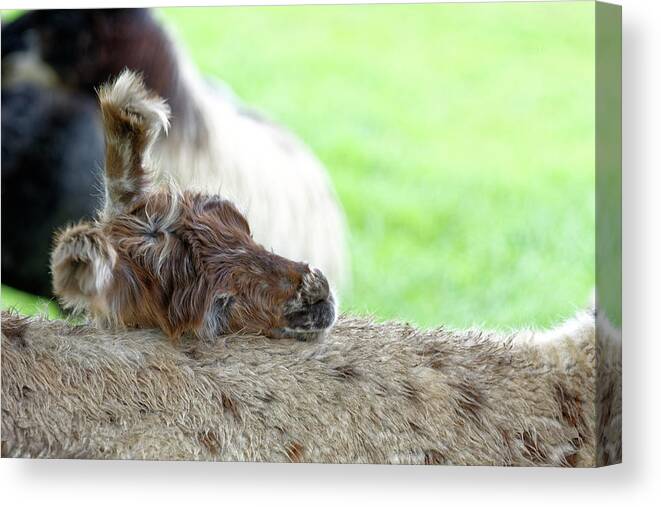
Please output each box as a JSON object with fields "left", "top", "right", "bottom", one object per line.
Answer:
{"left": 0, "top": 310, "right": 621, "bottom": 466}
{"left": 51, "top": 71, "right": 337, "bottom": 343}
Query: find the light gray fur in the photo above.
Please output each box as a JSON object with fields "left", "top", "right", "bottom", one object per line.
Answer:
{"left": 1, "top": 310, "right": 620, "bottom": 466}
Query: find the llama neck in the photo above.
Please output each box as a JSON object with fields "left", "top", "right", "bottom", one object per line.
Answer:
{"left": 81, "top": 9, "right": 207, "bottom": 143}
{"left": 4, "top": 9, "right": 207, "bottom": 145}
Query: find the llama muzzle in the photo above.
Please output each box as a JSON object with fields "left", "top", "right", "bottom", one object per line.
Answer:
{"left": 276, "top": 268, "right": 337, "bottom": 341}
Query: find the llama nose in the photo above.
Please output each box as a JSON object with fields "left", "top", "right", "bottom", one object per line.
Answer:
{"left": 300, "top": 267, "right": 330, "bottom": 304}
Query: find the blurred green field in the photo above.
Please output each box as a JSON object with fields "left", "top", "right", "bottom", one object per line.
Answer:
{"left": 1, "top": 286, "right": 60, "bottom": 319}
{"left": 1, "top": 3, "right": 595, "bottom": 330}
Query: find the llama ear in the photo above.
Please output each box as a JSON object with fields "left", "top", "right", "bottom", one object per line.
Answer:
{"left": 167, "top": 283, "right": 235, "bottom": 341}
{"left": 51, "top": 222, "right": 117, "bottom": 312}
{"left": 97, "top": 70, "right": 170, "bottom": 216}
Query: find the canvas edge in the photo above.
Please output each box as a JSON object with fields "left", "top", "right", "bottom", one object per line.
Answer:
{"left": 595, "top": 0, "right": 622, "bottom": 467}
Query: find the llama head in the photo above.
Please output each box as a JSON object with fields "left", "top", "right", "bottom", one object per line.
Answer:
{"left": 51, "top": 70, "right": 336, "bottom": 342}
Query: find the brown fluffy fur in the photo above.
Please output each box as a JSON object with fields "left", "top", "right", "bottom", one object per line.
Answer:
{"left": 1, "top": 310, "right": 621, "bottom": 466}
{"left": 51, "top": 71, "right": 337, "bottom": 342}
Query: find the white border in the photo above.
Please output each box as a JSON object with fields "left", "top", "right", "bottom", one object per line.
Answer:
{"left": 2, "top": 0, "right": 660, "bottom": 506}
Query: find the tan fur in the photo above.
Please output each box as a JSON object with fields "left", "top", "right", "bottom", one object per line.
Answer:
{"left": 0, "top": 310, "right": 621, "bottom": 466}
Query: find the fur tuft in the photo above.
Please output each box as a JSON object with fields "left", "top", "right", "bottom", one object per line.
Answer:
{"left": 97, "top": 70, "right": 171, "bottom": 216}
{"left": 50, "top": 222, "right": 117, "bottom": 314}
{"left": 97, "top": 69, "right": 170, "bottom": 137}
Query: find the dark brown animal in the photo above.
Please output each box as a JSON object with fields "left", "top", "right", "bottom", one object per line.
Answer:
{"left": 51, "top": 71, "right": 336, "bottom": 342}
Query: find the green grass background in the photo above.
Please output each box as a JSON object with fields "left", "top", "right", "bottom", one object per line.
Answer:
{"left": 1, "top": 3, "right": 595, "bottom": 330}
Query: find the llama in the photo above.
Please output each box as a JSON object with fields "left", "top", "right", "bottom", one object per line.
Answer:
{"left": 2, "top": 9, "right": 348, "bottom": 296}
{"left": 50, "top": 70, "right": 336, "bottom": 342}
{"left": 1, "top": 83, "right": 104, "bottom": 296}
{"left": 0, "top": 308, "right": 621, "bottom": 466}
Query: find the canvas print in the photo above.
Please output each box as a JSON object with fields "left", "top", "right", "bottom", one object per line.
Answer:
{"left": 0, "top": 1, "right": 621, "bottom": 466}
